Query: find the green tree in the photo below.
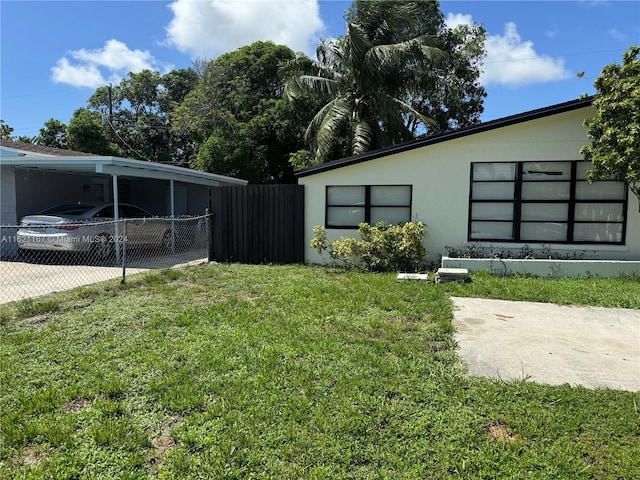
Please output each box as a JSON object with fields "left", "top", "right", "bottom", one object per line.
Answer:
{"left": 0, "top": 120, "right": 14, "bottom": 140}
{"left": 582, "top": 45, "right": 640, "bottom": 205}
{"left": 36, "top": 118, "right": 68, "bottom": 149}
{"left": 85, "top": 69, "right": 198, "bottom": 164}
{"left": 285, "top": 0, "right": 486, "bottom": 165}
{"left": 173, "top": 41, "right": 316, "bottom": 183}
{"left": 67, "top": 108, "right": 118, "bottom": 155}
{"left": 396, "top": 7, "right": 486, "bottom": 133}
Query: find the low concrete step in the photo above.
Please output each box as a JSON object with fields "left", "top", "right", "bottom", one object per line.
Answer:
{"left": 435, "top": 268, "right": 469, "bottom": 283}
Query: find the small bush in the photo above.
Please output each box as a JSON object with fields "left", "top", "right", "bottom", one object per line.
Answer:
{"left": 445, "top": 242, "right": 597, "bottom": 260}
{"left": 311, "top": 221, "right": 428, "bottom": 272}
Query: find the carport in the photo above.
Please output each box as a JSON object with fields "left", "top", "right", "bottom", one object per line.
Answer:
{"left": 0, "top": 140, "right": 247, "bottom": 257}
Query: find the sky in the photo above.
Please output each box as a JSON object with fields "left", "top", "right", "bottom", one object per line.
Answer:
{"left": 1, "top": 0, "right": 638, "bottom": 140}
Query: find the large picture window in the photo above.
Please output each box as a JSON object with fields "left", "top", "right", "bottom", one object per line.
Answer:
{"left": 326, "top": 185, "right": 412, "bottom": 228}
{"left": 469, "top": 161, "right": 627, "bottom": 244}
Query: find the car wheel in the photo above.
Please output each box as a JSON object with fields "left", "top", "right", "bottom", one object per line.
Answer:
{"left": 93, "top": 233, "right": 113, "bottom": 262}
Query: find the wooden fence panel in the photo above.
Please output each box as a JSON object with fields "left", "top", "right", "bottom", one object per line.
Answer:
{"left": 210, "top": 185, "right": 305, "bottom": 264}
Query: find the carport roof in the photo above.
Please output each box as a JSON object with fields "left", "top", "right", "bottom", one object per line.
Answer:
{"left": 0, "top": 140, "right": 248, "bottom": 187}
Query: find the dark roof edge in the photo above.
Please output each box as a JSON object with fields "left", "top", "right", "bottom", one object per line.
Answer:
{"left": 0, "top": 139, "right": 99, "bottom": 157}
{"left": 295, "top": 96, "right": 594, "bottom": 178}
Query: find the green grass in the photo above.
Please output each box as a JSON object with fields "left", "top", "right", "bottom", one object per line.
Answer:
{"left": 444, "top": 270, "right": 640, "bottom": 308}
{"left": 0, "top": 264, "right": 638, "bottom": 479}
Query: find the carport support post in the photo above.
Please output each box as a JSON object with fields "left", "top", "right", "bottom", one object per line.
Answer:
{"left": 112, "top": 174, "right": 121, "bottom": 265}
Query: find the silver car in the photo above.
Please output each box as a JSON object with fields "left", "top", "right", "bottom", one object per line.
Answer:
{"left": 17, "top": 203, "right": 174, "bottom": 260}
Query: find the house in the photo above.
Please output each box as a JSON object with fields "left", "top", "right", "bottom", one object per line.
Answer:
{"left": 296, "top": 98, "right": 640, "bottom": 271}
{"left": 0, "top": 140, "right": 247, "bottom": 255}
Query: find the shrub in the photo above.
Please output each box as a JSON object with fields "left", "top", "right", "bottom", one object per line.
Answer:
{"left": 311, "top": 221, "right": 428, "bottom": 272}
{"left": 444, "top": 242, "right": 597, "bottom": 260}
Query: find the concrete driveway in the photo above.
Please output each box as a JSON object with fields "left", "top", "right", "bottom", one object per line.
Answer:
{"left": 0, "top": 261, "right": 147, "bottom": 304}
{"left": 0, "top": 251, "right": 207, "bottom": 304}
{"left": 451, "top": 297, "right": 640, "bottom": 392}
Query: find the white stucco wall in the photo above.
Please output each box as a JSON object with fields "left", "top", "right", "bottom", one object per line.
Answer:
{"left": 299, "top": 106, "right": 640, "bottom": 264}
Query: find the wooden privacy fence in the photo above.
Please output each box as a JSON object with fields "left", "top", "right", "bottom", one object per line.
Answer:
{"left": 209, "top": 185, "right": 305, "bottom": 264}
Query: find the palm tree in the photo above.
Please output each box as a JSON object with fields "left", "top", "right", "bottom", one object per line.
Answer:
{"left": 285, "top": 1, "right": 445, "bottom": 165}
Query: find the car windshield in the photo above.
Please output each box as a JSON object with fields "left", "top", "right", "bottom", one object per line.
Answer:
{"left": 38, "top": 204, "right": 98, "bottom": 216}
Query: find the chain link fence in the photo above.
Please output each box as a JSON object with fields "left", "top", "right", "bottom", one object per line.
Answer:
{"left": 0, "top": 214, "right": 212, "bottom": 304}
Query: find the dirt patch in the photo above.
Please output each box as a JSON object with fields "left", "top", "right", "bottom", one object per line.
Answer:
{"left": 238, "top": 293, "right": 262, "bottom": 305}
{"left": 64, "top": 397, "right": 90, "bottom": 413}
{"left": 13, "top": 445, "right": 52, "bottom": 467}
{"left": 486, "top": 421, "right": 518, "bottom": 442}
{"left": 147, "top": 416, "right": 184, "bottom": 470}
{"left": 17, "top": 314, "right": 51, "bottom": 328}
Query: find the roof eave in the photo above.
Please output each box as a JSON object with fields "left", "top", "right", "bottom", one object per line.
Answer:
{"left": 0, "top": 156, "right": 248, "bottom": 186}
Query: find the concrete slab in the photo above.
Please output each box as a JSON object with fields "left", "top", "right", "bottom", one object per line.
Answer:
{"left": 397, "top": 273, "right": 429, "bottom": 281}
{"left": 0, "top": 254, "right": 207, "bottom": 304}
{"left": 451, "top": 297, "right": 640, "bottom": 392}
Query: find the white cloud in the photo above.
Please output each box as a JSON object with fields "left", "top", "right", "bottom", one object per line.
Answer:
{"left": 545, "top": 26, "right": 559, "bottom": 39}
{"left": 445, "top": 13, "right": 474, "bottom": 30}
{"left": 484, "top": 22, "right": 571, "bottom": 87}
{"left": 51, "top": 58, "right": 106, "bottom": 88}
{"left": 165, "top": 0, "right": 324, "bottom": 58}
{"left": 445, "top": 13, "right": 571, "bottom": 88}
{"left": 609, "top": 28, "right": 628, "bottom": 42}
{"left": 51, "top": 39, "right": 166, "bottom": 88}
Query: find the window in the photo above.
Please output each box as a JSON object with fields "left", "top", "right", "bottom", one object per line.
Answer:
{"left": 469, "top": 161, "right": 627, "bottom": 244}
{"left": 326, "top": 185, "right": 412, "bottom": 228}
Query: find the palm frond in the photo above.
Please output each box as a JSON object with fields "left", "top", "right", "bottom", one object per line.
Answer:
{"left": 366, "top": 92, "right": 413, "bottom": 143}
{"left": 351, "top": 119, "right": 374, "bottom": 156}
{"left": 316, "top": 38, "right": 346, "bottom": 73}
{"left": 365, "top": 35, "right": 445, "bottom": 80}
{"left": 315, "top": 98, "right": 352, "bottom": 163}
{"left": 304, "top": 99, "right": 340, "bottom": 143}
{"left": 284, "top": 75, "right": 339, "bottom": 101}
{"left": 347, "top": 23, "right": 373, "bottom": 84}
{"left": 382, "top": 93, "right": 439, "bottom": 131}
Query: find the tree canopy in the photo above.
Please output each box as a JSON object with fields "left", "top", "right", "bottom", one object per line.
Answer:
{"left": 82, "top": 68, "right": 198, "bottom": 164}
{"left": 0, "top": 120, "right": 14, "bottom": 140}
{"left": 67, "top": 108, "right": 118, "bottom": 155}
{"left": 582, "top": 45, "right": 640, "bottom": 203}
{"left": 285, "top": 0, "right": 486, "bottom": 165}
{"left": 173, "top": 41, "right": 317, "bottom": 183}
{"left": 37, "top": 118, "right": 68, "bottom": 149}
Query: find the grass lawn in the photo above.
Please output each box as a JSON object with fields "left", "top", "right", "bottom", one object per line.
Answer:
{"left": 1, "top": 264, "right": 639, "bottom": 479}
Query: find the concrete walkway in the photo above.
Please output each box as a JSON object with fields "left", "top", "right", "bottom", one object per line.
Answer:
{"left": 451, "top": 297, "right": 640, "bottom": 392}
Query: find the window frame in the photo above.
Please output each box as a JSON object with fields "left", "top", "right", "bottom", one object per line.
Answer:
{"left": 325, "top": 185, "right": 413, "bottom": 229}
{"left": 468, "top": 161, "right": 628, "bottom": 245}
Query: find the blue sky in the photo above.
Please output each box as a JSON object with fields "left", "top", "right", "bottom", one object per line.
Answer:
{"left": 1, "top": 0, "right": 638, "bottom": 139}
